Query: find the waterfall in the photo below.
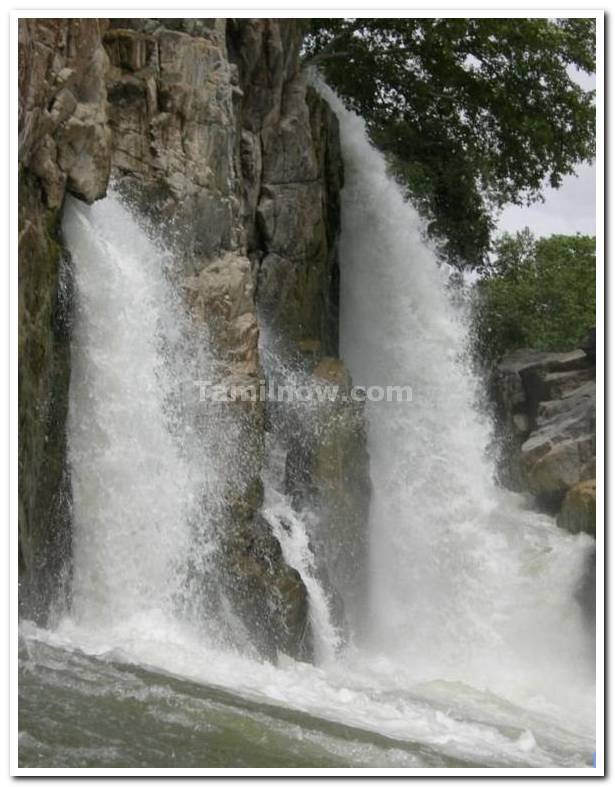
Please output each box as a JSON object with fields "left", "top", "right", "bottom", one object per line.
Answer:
{"left": 62, "top": 194, "right": 219, "bottom": 639}
{"left": 59, "top": 99, "right": 596, "bottom": 712}
{"left": 23, "top": 91, "right": 594, "bottom": 769}
{"left": 61, "top": 191, "right": 340, "bottom": 664}
{"left": 323, "top": 83, "right": 596, "bottom": 720}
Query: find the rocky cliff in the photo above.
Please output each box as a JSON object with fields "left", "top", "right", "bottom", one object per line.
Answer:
{"left": 18, "top": 19, "right": 112, "bottom": 621}
{"left": 18, "top": 18, "right": 369, "bottom": 658}
{"left": 492, "top": 332, "right": 596, "bottom": 536}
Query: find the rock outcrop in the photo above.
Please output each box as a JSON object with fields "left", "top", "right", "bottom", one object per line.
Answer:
{"left": 19, "top": 19, "right": 112, "bottom": 207}
{"left": 492, "top": 340, "right": 596, "bottom": 535}
{"left": 18, "top": 18, "right": 370, "bottom": 658}
{"left": 18, "top": 19, "right": 113, "bottom": 621}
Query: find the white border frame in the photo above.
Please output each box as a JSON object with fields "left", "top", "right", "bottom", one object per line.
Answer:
{"left": 7, "top": 6, "right": 605, "bottom": 779}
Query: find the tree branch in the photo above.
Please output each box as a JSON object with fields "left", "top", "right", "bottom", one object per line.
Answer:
{"left": 301, "top": 51, "right": 350, "bottom": 68}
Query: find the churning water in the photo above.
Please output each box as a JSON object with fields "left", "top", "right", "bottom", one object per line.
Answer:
{"left": 18, "top": 91, "right": 596, "bottom": 770}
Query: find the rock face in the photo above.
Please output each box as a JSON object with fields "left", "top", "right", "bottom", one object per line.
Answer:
{"left": 18, "top": 18, "right": 369, "bottom": 658}
{"left": 492, "top": 341, "right": 596, "bottom": 535}
{"left": 19, "top": 19, "right": 112, "bottom": 207}
{"left": 18, "top": 19, "right": 113, "bottom": 621}
{"left": 559, "top": 480, "right": 596, "bottom": 536}
{"left": 275, "top": 355, "right": 371, "bottom": 636}
{"left": 302, "top": 359, "right": 371, "bottom": 634}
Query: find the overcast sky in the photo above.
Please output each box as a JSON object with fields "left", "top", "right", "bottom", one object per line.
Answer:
{"left": 496, "top": 67, "right": 596, "bottom": 239}
{"left": 497, "top": 161, "right": 596, "bottom": 238}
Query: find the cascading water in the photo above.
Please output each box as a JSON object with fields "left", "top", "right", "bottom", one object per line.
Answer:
{"left": 259, "top": 328, "right": 343, "bottom": 665}
{"left": 263, "top": 473, "right": 342, "bottom": 666}
{"left": 18, "top": 91, "right": 596, "bottom": 769}
{"left": 59, "top": 194, "right": 224, "bottom": 642}
{"left": 323, "top": 83, "right": 595, "bottom": 718}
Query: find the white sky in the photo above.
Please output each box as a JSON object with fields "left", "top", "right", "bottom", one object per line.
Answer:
{"left": 497, "top": 161, "right": 596, "bottom": 237}
{"left": 496, "top": 67, "right": 596, "bottom": 239}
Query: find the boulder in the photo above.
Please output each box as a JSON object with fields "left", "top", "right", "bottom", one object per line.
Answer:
{"left": 522, "top": 435, "right": 595, "bottom": 507}
{"left": 520, "top": 377, "right": 595, "bottom": 507}
{"left": 184, "top": 252, "right": 259, "bottom": 372}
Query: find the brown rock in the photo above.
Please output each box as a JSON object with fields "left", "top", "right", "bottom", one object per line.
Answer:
{"left": 558, "top": 480, "right": 597, "bottom": 536}
{"left": 19, "top": 19, "right": 112, "bottom": 206}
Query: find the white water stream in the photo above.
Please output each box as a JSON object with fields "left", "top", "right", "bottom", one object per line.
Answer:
{"left": 325, "top": 85, "right": 596, "bottom": 717}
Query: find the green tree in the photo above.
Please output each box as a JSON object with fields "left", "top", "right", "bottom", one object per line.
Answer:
{"left": 303, "top": 18, "right": 596, "bottom": 268}
{"left": 473, "top": 231, "right": 595, "bottom": 360}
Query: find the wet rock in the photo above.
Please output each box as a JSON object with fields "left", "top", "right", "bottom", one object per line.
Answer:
{"left": 313, "top": 357, "right": 352, "bottom": 388}
{"left": 522, "top": 434, "right": 595, "bottom": 508}
{"left": 541, "top": 367, "right": 595, "bottom": 400}
{"left": 284, "top": 358, "right": 371, "bottom": 636}
{"left": 220, "top": 482, "right": 312, "bottom": 661}
{"left": 18, "top": 174, "right": 73, "bottom": 623}
{"left": 558, "top": 480, "right": 597, "bottom": 536}
{"left": 18, "top": 18, "right": 114, "bottom": 621}
{"left": 520, "top": 376, "right": 595, "bottom": 509}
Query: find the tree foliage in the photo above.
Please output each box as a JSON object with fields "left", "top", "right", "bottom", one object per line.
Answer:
{"left": 472, "top": 231, "right": 596, "bottom": 360}
{"left": 303, "top": 18, "right": 596, "bottom": 268}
